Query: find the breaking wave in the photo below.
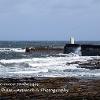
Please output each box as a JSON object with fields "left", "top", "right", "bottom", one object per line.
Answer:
{"left": 0, "top": 54, "right": 100, "bottom": 78}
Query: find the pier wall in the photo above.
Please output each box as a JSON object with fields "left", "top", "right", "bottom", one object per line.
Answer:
{"left": 64, "top": 44, "right": 100, "bottom": 56}
{"left": 25, "top": 44, "right": 100, "bottom": 56}
{"left": 25, "top": 47, "right": 64, "bottom": 54}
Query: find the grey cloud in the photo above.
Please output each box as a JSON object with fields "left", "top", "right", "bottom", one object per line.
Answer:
{"left": 0, "top": 0, "right": 26, "bottom": 13}
{"left": 0, "top": 0, "right": 100, "bottom": 40}
{"left": 51, "top": 0, "right": 89, "bottom": 9}
{"left": 93, "top": 0, "right": 100, "bottom": 3}
{"left": 0, "top": 0, "right": 95, "bottom": 14}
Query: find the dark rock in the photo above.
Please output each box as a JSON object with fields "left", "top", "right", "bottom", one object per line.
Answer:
{"left": 78, "top": 60, "right": 100, "bottom": 70}
{"left": 25, "top": 47, "right": 31, "bottom": 52}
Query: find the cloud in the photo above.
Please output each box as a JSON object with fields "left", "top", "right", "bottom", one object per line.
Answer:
{"left": 93, "top": 0, "right": 100, "bottom": 3}
{"left": 0, "top": 0, "right": 25, "bottom": 13}
{"left": 51, "top": 0, "right": 91, "bottom": 10}
{"left": 0, "top": 0, "right": 94, "bottom": 15}
{"left": 0, "top": 0, "right": 100, "bottom": 41}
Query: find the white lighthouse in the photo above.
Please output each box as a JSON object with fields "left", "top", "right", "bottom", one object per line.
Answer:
{"left": 70, "top": 37, "right": 75, "bottom": 44}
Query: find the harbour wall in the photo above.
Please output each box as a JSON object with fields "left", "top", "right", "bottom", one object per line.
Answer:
{"left": 64, "top": 44, "right": 100, "bottom": 56}
{"left": 25, "top": 44, "right": 100, "bottom": 56}
{"left": 25, "top": 47, "right": 64, "bottom": 54}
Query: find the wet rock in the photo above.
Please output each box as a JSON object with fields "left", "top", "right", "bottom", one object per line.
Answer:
{"left": 79, "top": 59, "right": 100, "bottom": 70}
{"left": 66, "top": 59, "right": 100, "bottom": 70}
{"left": 25, "top": 47, "right": 30, "bottom": 53}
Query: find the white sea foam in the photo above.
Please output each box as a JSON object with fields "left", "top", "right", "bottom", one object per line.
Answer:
{"left": 0, "top": 59, "right": 32, "bottom": 64}
{"left": 0, "top": 55, "right": 100, "bottom": 78}
{"left": 0, "top": 48, "right": 25, "bottom": 52}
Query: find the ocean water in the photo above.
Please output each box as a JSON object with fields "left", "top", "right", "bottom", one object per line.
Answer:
{"left": 0, "top": 41, "right": 100, "bottom": 78}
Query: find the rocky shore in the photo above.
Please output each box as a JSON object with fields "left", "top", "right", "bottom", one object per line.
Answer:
{"left": 0, "top": 77, "right": 100, "bottom": 100}
{"left": 66, "top": 58, "right": 100, "bottom": 70}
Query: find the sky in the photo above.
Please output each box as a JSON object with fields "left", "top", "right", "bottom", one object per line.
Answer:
{"left": 0, "top": 0, "right": 100, "bottom": 41}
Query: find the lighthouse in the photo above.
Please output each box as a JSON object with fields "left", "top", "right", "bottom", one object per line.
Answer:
{"left": 70, "top": 37, "right": 75, "bottom": 44}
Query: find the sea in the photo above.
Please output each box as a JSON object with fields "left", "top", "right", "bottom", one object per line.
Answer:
{"left": 0, "top": 41, "right": 100, "bottom": 79}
